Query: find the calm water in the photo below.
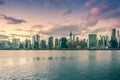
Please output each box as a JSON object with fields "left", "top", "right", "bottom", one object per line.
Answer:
{"left": 0, "top": 50, "right": 120, "bottom": 80}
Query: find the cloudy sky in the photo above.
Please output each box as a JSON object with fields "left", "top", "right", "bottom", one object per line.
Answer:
{"left": 0, "top": 0, "right": 120, "bottom": 41}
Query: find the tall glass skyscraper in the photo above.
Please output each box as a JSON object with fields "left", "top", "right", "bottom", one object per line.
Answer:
{"left": 89, "top": 34, "right": 97, "bottom": 49}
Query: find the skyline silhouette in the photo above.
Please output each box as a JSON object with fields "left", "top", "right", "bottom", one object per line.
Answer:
{"left": 0, "top": 28, "right": 120, "bottom": 50}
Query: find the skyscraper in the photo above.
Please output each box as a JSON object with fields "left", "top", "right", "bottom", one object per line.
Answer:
{"left": 33, "top": 34, "right": 40, "bottom": 49}
{"left": 68, "top": 31, "right": 74, "bottom": 49}
{"left": 105, "top": 35, "right": 109, "bottom": 48}
{"left": 48, "top": 36, "right": 53, "bottom": 49}
{"left": 61, "top": 37, "right": 67, "bottom": 49}
{"left": 117, "top": 30, "right": 119, "bottom": 39}
{"left": 24, "top": 38, "right": 31, "bottom": 49}
{"left": 117, "top": 30, "right": 120, "bottom": 48}
{"left": 98, "top": 35, "right": 106, "bottom": 49}
{"left": 89, "top": 34, "right": 97, "bottom": 49}
{"left": 112, "top": 29, "right": 116, "bottom": 38}
{"left": 70, "top": 31, "right": 73, "bottom": 41}
{"left": 74, "top": 37, "right": 80, "bottom": 49}
{"left": 73, "top": 34, "right": 75, "bottom": 42}
{"left": 55, "top": 38, "right": 60, "bottom": 49}
{"left": 40, "top": 39, "right": 46, "bottom": 49}
{"left": 110, "top": 29, "right": 118, "bottom": 48}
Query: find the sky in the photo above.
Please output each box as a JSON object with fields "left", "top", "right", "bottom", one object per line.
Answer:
{"left": 0, "top": 0, "right": 120, "bottom": 41}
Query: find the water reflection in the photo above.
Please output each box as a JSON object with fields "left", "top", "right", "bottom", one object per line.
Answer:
{"left": 33, "top": 56, "right": 74, "bottom": 61}
{"left": 0, "top": 50, "right": 120, "bottom": 80}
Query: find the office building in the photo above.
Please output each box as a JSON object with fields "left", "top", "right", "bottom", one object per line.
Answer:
{"left": 89, "top": 34, "right": 97, "bottom": 49}
{"left": 61, "top": 37, "right": 67, "bottom": 49}
{"left": 110, "top": 29, "right": 118, "bottom": 48}
{"left": 24, "top": 38, "right": 31, "bottom": 49}
{"left": 40, "top": 39, "right": 46, "bottom": 49}
{"left": 112, "top": 29, "right": 116, "bottom": 38}
{"left": 48, "top": 36, "right": 53, "bottom": 49}
{"left": 55, "top": 38, "right": 60, "bottom": 49}
{"left": 33, "top": 34, "right": 40, "bottom": 49}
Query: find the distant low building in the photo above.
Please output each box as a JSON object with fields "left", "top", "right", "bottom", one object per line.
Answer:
{"left": 0, "top": 40, "right": 10, "bottom": 49}
{"left": 11, "top": 38, "right": 20, "bottom": 49}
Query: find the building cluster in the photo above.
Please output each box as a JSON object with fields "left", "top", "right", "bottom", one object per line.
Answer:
{"left": 0, "top": 29, "right": 120, "bottom": 50}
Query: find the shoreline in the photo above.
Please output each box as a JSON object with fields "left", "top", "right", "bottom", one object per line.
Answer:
{"left": 0, "top": 49, "right": 120, "bottom": 50}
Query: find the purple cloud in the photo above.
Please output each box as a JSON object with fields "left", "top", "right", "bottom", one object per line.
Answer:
{"left": 10, "top": 34, "right": 31, "bottom": 38}
{"left": 60, "top": 9, "right": 72, "bottom": 16}
{"left": 82, "top": 14, "right": 99, "bottom": 27}
{"left": 40, "top": 24, "right": 88, "bottom": 36}
{"left": 0, "top": 14, "right": 26, "bottom": 24}
{"left": 0, "top": 34, "right": 9, "bottom": 39}
{"left": 82, "top": 2, "right": 120, "bottom": 27}
{"left": 84, "top": 0, "right": 95, "bottom": 7}
{"left": 15, "top": 29, "right": 35, "bottom": 33}
{"left": 32, "top": 24, "right": 43, "bottom": 29}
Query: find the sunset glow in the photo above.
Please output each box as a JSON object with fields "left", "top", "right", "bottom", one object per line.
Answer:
{"left": 0, "top": 0, "right": 120, "bottom": 41}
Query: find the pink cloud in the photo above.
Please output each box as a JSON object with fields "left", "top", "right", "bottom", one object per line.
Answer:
{"left": 84, "top": 0, "right": 95, "bottom": 7}
{"left": 10, "top": 34, "right": 31, "bottom": 38}
{"left": 15, "top": 29, "right": 35, "bottom": 33}
{"left": 82, "top": 2, "right": 120, "bottom": 27}
{"left": 0, "top": 30, "right": 5, "bottom": 32}
{"left": 90, "top": 7, "right": 101, "bottom": 15}
{"left": 82, "top": 14, "right": 98, "bottom": 27}
{"left": 108, "top": 17, "right": 120, "bottom": 28}
{"left": 60, "top": 8, "right": 72, "bottom": 16}
{"left": 32, "top": 24, "right": 43, "bottom": 29}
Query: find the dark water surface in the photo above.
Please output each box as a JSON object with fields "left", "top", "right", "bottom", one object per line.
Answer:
{"left": 0, "top": 50, "right": 120, "bottom": 80}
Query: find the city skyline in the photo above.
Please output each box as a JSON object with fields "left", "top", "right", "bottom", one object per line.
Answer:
{"left": 0, "top": 28, "right": 120, "bottom": 50}
{"left": 0, "top": 0, "right": 120, "bottom": 41}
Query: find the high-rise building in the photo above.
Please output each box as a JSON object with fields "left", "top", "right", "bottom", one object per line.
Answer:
{"left": 105, "top": 35, "right": 109, "bottom": 48}
{"left": 110, "top": 29, "right": 118, "bottom": 48}
{"left": 48, "top": 36, "right": 53, "bottom": 49}
{"left": 32, "top": 34, "right": 40, "bottom": 49}
{"left": 61, "top": 37, "right": 67, "bottom": 49}
{"left": 19, "top": 42, "right": 24, "bottom": 49}
{"left": 112, "top": 29, "right": 116, "bottom": 38}
{"left": 74, "top": 37, "right": 80, "bottom": 49}
{"left": 24, "top": 38, "right": 31, "bottom": 49}
{"left": 117, "top": 30, "right": 119, "bottom": 39}
{"left": 55, "top": 38, "right": 60, "bottom": 49}
{"left": 68, "top": 31, "right": 74, "bottom": 49}
{"left": 117, "top": 30, "right": 120, "bottom": 48}
{"left": 89, "top": 34, "right": 97, "bottom": 49}
{"left": 67, "top": 41, "right": 73, "bottom": 49}
{"left": 98, "top": 35, "right": 106, "bottom": 49}
{"left": 73, "top": 34, "right": 75, "bottom": 42}
{"left": 70, "top": 31, "right": 73, "bottom": 41}
{"left": 40, "top": 39, "right": 46, "bottom": 49}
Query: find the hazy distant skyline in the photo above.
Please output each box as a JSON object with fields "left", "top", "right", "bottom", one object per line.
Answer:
{"left": 0, "top": 0, "right": 120, "bottom": 41}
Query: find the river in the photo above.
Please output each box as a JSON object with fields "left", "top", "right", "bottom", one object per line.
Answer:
{"left": 0, "top": 50, "right": 120, "bottom": 80}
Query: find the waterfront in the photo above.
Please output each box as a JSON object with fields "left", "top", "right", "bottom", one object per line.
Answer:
{"left": 0, "top": 50, "right": 120, "bottom": 80}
